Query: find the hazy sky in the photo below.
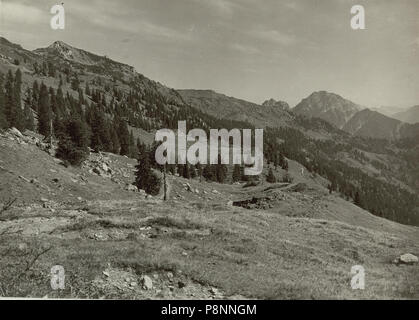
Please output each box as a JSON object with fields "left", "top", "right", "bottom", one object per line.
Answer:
{"left": 1, "top": 0, "right": 418, "bottom": 108}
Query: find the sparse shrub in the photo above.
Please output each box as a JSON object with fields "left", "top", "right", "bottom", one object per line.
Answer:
{"left": 243, "top": 180, "right": 259, "bottom": 188}
{"left": 281, "top": 173, "right": 293, "bottom": 183}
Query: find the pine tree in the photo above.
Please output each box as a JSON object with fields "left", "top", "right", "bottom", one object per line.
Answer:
{"left": 137, "top": 138, "right": 146, "bottom": 157}
{"left": 110, "top": 126, "right": 120, "bottom": 154}
{"left": 31, "top": 81, "right": 39, "bottom": 112}
{"left": 354, "top": 191, "right": 363, "bottom": 207}
{"left": 23, "top": 101, "right": 34, "bottom": 131}
{"left": 89, "top": 108, "right": 111, "bottom": 152}
{"left": 266, "top": 168, "right": 276, "bottom": 183}
{"left": 232, "top": 164, "right": 241, "bottom": 183}
{"left": 37, "top": 83, "right": 51, "bottom": 137}
{"left": 135, "top": 151, "right": 161, "bottom": 195}
{"left": 282, "top": 158, "right": 289, "bottom": 171}
{"left": 85, "top": 83, "right": 91, "bottom": 96}
{"left": 4, "top": 70, "right": 24, "bottom": 130}
{"left": 177, "top": 164, "right": 184, "bottom": 177}
{"left": 129, "top": 130, "right": 136, "bottom": 158}
{"left": 118, "top": 119, "right": 130, "bottom": 156}
{"left": 56, "top": 117, "right": 90, "bottom": 166}
{"left": 216, "top": 155, "right": 227, "bottom": 183}
{"left": 183, "top": 162, "right": 191, "bottom": 179}
{"left": 203, "top": 164, "right": 216, "bottom": 181}
{"left": 0, "top": 72, "right": 8, "bottom": 129}
{"left": 196, "top": 163, "right": 203, "bottom": 182}
{"left": 190, "top": 165, "right": 197, "bottom": 178}
{"left": 12, "top": 69, "right": 24, "bottom": 130}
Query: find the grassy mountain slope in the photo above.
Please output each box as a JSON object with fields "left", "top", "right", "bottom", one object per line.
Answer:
{"left": 0, "top": 130, "right": 418, "bottom": 299}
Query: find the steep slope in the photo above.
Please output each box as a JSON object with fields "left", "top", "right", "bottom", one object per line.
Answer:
{"left": 392, "top": 105, "right": 419, "bottom": 124}
{"left": 178, "top": 89, "right": 294, "bottom": 128}
{"left": 293, "top": 91, "right": 362, "bottom": 129}
{"left": 343, "top": 109, "right": 419, "bottom": 139}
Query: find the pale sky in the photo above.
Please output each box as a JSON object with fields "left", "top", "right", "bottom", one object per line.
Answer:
{"left": 1, "top": 0, "right": 418, "bottom": 108}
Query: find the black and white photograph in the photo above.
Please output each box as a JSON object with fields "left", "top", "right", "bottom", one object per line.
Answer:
{"left": 0, "top": 0, "right": 418, "bottom": 304}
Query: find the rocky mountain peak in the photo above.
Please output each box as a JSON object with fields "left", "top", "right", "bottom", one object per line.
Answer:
{"left": 293, "top": 91, "right": 363, "bottom": 129}
{"left": 262, "top": 99, "right": 290, "bottom": 110}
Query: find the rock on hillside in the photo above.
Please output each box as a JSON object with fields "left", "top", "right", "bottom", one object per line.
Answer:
{"left": 262, "top": 98, "right": 290, "bottom": 111}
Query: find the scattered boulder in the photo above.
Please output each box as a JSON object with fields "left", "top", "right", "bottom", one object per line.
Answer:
{"left": 7, "top": 127, "right": 23, "bottom": 139}
{"left": 19, "top": 175, "right": 30, "bottom": 183}
{"left": 287, "top": 183, "right": 308, "bottom": 192}
{"left": 394, "top": 253, "right": 418, "bottom": 265}
{"left": 185, "top": 183, "right": 192, "bottom": 192}
{"left": 126, "top": 184, "right": 138, "bottom": 192}
{"left": 140, "top": 275, "right": 153, "bottom": 290}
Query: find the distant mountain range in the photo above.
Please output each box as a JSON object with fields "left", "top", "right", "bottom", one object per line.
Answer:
{"left": 292, "top": 91, "right": 419, "bottom": 139}
{"left": 178, "top": 90, "right": 293, "bottom": 128}
{"left": 391, "top": 105, "right": 419, "bottom": 124}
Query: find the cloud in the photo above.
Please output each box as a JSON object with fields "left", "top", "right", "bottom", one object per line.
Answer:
{"left": 251, "top": 29, "right": 297, "bottom": 46}
{"left": 230, "top": 43, "right": 261, "bottom": 55}
{"left": 66, "top": 1, "right": 193, "bottom": 42}
{"left": 0, "top": 1, "right": 47, "bottom": 25}
{"left": 191, "top": 0, "right": 236, "bottom": 16}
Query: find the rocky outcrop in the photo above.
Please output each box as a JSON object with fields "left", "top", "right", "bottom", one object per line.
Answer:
{"left": 262, "top": 98, "right": 290, "bottom": 111}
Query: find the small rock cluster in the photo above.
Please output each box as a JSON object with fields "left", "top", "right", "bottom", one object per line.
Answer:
{"left": 393, "top": 253, "right": 418, "bottom": 265}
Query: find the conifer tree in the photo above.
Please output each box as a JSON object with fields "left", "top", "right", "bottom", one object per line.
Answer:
{"left": 177, "top": 164, "right": 184, "bottom": 177}
{"left": 266, "top": 167, "right": 277, "bottom": 183}
{"left": 203, "top": 164, "right": 216, "bottom": 181}
{"left": 183, "top": 162, "right": 191, "bottom": 179}
{"left": 129, "top": 130, "right": 136, "bottom": 158}
{"left": 4, "top": 70, "right": 24, "bottom": 130}
{"left": 110, "top": 126, "right": 120, "bottom": 154}
{"left": 196, "top": 163, "right": 203, "bottom": 182}
{"left": 0, "top": 72, "right": 8, "bottom": 129}
{"left": 190, "top": 165, "right": 197, "bottom": 178}
{"left": 56, "top": 117, "right": 90, "bottom": 166}
{"left": 118, "top": 119, "right": 130, "bottom": 156}
{"left": 216, "top": 155, "right": 227, "bottom": 183}
{"left": 23, "top": 101, "right": 34, "bottom": 131}
{"left": 354, "top": 191, "right": 363, "bottom": 207}
{"left": 37, "top": 83, "right": 51, "bottom": 136}
{"left": 135, "top": 152, "right": 161, "bottom": 195}
{"left": 232, "top": 164, "right": 241, "bottom": 183}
